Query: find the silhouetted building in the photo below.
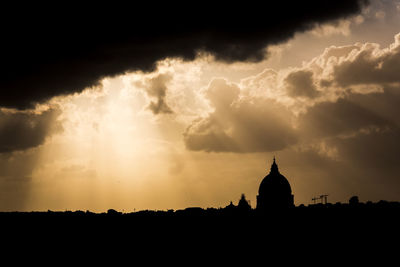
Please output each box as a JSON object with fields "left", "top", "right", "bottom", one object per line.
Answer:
{"left": 256, "top": 158, "right": 294, "bottom": 210}
{"left": 237, "top": 194, "right": 251, "bottom": 212}
{"left": 225, "top": 201, "right": 236, "bottom": 209}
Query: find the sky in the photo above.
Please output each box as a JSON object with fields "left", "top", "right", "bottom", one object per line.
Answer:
{"left": 1, "top": 0, "right": 400, "bottom": 211}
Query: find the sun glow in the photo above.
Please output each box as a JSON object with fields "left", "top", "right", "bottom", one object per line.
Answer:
{"left": 21, "top": 66, "right": 269, "bottom": 212}
{"left": 23, "top": 75, "right": 181, "bottom": 211}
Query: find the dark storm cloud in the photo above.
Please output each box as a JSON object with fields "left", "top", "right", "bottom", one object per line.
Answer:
{"left": 0, "top": 1, "right": 368, "bottom": 109}
{"left": 184, "top": 79, "right": 297, "bottom": 152}
{"left": 0, "top": 108, "right": 62, "bottom": 153}
{"left": 285, "top": 70, "right": 320, "bottom": 98}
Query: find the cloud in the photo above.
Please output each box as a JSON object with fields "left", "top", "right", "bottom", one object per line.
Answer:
{"left": 0, "top": 108, "right": 62, "bottom": 153}
{"left": 138, "top": 73, "right": 174, "bottom": 115}
{"left": 281, "top": 33, "right": 400, "bottom": 196}
{"left": 297, "top": 88, "right": 400, "bottom": 199}
{"left": 0, "top": 108, "right": 63, "bottom": 209}
{"left": 317, "top": 85, "right": 400, "bottom": 166}
{"left": 375, "top": 10, "right": 386, "bottom": 19}
{"left": 184, "top": 79, "right": 297, "bottom": 152}
{"left": 0, "top": 1, "right": 368, "bottom": 109}
{"left": 285, "top": 70, "right": 320, "bottom": 98}
{"left": 333, "top": 33, "right": 400, "bottom": 86}
{"left": 297, "top": 97, "right": 392, "bottom": 139}
{"left": 310, "top": 19, "right": 352, "bottom": 37}
{"left": 185, "top": 31, "right": 400, "bottom": 158}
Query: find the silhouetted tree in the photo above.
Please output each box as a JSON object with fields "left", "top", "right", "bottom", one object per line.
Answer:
{"left": 349, "top": 196, "right": 359, "bottom": 205}
{"left": 107, "top": 209, "right": 120, "bottom": 215}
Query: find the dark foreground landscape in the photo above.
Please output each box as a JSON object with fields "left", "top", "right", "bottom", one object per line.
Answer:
{"left": 3, "top": 200, "right": 399, "bottom": 234}
{"left": 2, "top": 200, "right": 399, "bottom": 262}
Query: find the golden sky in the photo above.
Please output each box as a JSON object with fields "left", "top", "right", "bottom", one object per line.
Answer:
{"left": 1, "top": 1, "right": 400, "bottom": 212}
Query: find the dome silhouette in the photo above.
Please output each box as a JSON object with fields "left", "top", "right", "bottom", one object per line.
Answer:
{"left": 256, "top": 157, "right": 294, "bottom": 210}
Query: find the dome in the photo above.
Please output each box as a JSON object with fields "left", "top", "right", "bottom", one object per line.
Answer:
{"left": 257, "top": 158, "right": 294, "bottom": 209}
{"left": 258, "top": 165, "right": 292, "bottom": 196}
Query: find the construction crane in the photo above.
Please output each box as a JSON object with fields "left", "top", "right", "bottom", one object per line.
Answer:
{"left": 320, "top": 194, "right": 329, "bottom": 204}
{"left": 312, "top": 195, "right": 329, "bottom": 205}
